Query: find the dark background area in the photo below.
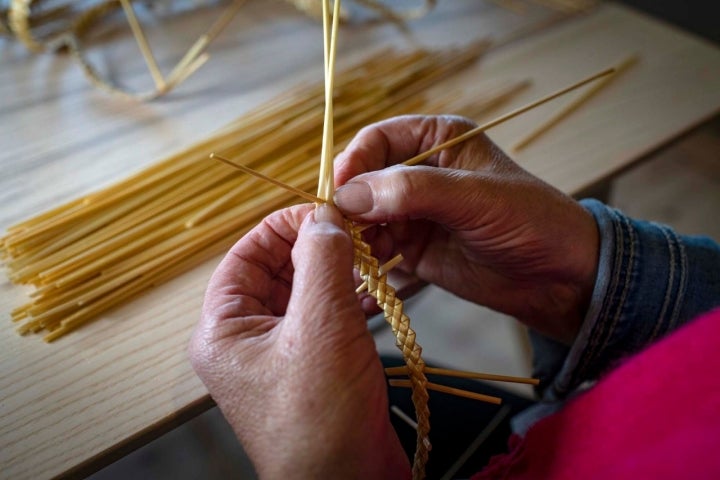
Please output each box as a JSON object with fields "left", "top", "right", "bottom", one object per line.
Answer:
{"left": 620, "top": 0, "right": 719, "bottom": 43}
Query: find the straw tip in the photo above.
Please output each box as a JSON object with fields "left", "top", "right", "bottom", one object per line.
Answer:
{"left": 43, "top": 328, "right": 66, "bottom": 343}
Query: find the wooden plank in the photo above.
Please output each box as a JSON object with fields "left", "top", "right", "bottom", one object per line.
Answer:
{"left": 481, "top": 5, "right": 720, "bottom": 193}
{"left": 1, "top": 2, "right": 719, "bottom": 479}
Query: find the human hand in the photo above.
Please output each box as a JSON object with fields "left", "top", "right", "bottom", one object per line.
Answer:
{"left": 334, "top": 115, "right": 599, "bottom": 344}
{"left": 189, "top": 204, "right": 409, "bottom": 479}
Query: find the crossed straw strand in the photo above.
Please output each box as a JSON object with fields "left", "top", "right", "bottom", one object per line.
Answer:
{"left": 351, "top": 223, "right": 432, "bottom": 477}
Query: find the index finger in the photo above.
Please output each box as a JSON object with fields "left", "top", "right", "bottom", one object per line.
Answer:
{"left": 203, "top": 204, "right": 313, "bottom": 319}
{"left": 334, "top": 115, "right": 485, "bottom": 186}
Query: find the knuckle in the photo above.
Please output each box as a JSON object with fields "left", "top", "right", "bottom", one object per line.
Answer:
{"left": 378, "top": 167, "right": 420, "bottom": 216}
{"left": 187, "top": 330, "right": 209, "bottom": 372}
{"left": 442, "top": 114, "right": 477, "bottom": 133}
{"left": 187, "top": 315, "right": 223, "bottom": 374}
{"left": 314, "top": 224, "right": 352, "bottom": 253}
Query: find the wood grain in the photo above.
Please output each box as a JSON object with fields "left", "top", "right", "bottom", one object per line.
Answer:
{"left": 1, "top": 1, "right": 719, "bottom": 478}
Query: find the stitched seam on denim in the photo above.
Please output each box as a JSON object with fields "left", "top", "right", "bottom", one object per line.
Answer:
{"left": 566, "top": 207, "right": 630, "bottom": 390}
{"left": 559, "top": 218, "right": 618, "bottom": 394}
{"left": 650, "top": 225, "right": 676, "bottom": 341}
{"left": 594, "top": 212, "right": 635, "bottom": 369}
{"left": 667, "top": 229, "right": 688, "bottom": 332}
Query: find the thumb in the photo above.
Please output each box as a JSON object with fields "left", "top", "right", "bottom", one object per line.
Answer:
{"left": 334, "top": 165, "right": 490, "bottom": 230}
{"left": 285, "top": 204, "right": 363, "bottom": 334}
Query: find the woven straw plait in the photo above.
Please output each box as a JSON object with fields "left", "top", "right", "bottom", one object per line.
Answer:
{"left": 349, "top": 223, "right": 431, "bottom": 479}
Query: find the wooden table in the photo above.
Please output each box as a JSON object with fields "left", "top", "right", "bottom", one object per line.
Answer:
{"left": 2, "top": 2, "right": 719, "bottom": 478}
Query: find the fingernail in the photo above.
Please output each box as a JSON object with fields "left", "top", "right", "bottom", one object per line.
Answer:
{"left": 314, "top": 203, "right": 344, "bottom": 226}
{"left": 334, "top": 182, "right": 373, "bottom": 215}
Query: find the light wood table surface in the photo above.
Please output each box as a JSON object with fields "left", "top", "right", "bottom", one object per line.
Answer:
{"left": 1, "top": 1, "right": 719, "bottom": 478}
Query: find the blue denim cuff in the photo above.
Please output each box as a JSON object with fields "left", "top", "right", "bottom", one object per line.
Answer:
{"left": 532, "top": 199, "right": 720, "bottom": 400}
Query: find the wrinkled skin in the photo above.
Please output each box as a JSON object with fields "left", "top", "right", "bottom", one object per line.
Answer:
{"left": 189, "top": 115, "right": 600, "bottom": 478}
{"left": 334, "top": 115, "right": 598, "bottom": 343}
{"left": 189, "top": 205, "right": 410, "bottom": 479}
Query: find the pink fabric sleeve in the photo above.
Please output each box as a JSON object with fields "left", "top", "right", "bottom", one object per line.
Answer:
{"left": 474, "top": 308, "right": 720, "bottom": 480}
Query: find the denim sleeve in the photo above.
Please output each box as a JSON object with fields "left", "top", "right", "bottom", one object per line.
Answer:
{"left": 531, "top": 198, "right": 720, "bottom": 400}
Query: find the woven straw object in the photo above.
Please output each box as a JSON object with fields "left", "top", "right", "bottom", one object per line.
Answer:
{"left": 350, "top": 223, "right": 431, "bottom": 478}
{"left": 4, "top": 0, "right": 229, "bottom": 100}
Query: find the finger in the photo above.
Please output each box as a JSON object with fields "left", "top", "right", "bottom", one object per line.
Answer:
{"left": 362, "top": 220, "right": 434, "bottom": 266}
{"left": 334, "top": 115, "right": 482, "bottom": 186}
{"left": 191, "top": 205, "right": 312, "bottom": 371}
{"left": 202, "top": 204, "right": 313, "bottom": 320}
{"left": 285, "top": 204, "right": 365, "bottom": 336}
{"left": 335, "top": 165, "right": 498, "bottom": 230}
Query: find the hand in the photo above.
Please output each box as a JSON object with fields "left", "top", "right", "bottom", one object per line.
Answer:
{"left": 334, "top": 115, "right": 599, "bottom": 344}
{"left": 189, "top": 204, "right": 409, "bottom": 479}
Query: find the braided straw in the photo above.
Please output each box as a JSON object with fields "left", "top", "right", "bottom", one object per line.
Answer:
{"left": 9, "top": 0, "right": 45, "bottom": 52}
{"left": 0, "top": 3, "right": 150, "bottom": 102}
{"left": 63, "top": 0, "right": 175, "bottom": 102}
{"left": 7, "top": 0, "right": 88, "bottom": 52}
{"left": 350, "top": 223, "right": 431, "bottom": 479}
{"left": 6, "top": 0, "right": 233, "bottom": 100}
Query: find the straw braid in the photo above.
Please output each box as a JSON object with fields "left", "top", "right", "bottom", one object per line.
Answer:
{"left": 8, "top": 0, "right": 121, "bottom": 53}
{"left": 349, "top": 223, "right": 431, "bottom": 479}
{"left": 8, "top": 0, "right": 44, "bottom": 52}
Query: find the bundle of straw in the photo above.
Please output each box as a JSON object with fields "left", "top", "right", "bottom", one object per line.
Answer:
{"left": 1, "top": 40, "right": 530, "bottom": 343}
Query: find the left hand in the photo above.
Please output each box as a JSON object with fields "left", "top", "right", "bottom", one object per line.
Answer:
{"left": 333, "top": 115, "right": 599, "bottom": 343}
{"left": 189, "top": 203, "right": 409, "bottom": 479}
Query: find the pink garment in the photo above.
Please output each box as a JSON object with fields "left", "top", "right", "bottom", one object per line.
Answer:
{"left": 474, "top": 308, "right": 720, "bottom": 480}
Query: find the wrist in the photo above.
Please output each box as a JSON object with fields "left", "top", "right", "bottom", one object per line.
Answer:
{"left": 523, "top": 200, "right": 600, "bottom": 345}
{"left": 560, "top": 204, "right": 600, "bottom": 342}
{"left": 235, "top": 362, "right": 410, "bottom": 480}
{"left": 252, "top": 417, "right": 409, "bottom": 479}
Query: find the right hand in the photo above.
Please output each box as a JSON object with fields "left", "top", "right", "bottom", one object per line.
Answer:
{"left": 334, "top": 115, "right": 599, "bottom": 344}
{"left": 189, "top": 204, "right": 409, "bottom": 479}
